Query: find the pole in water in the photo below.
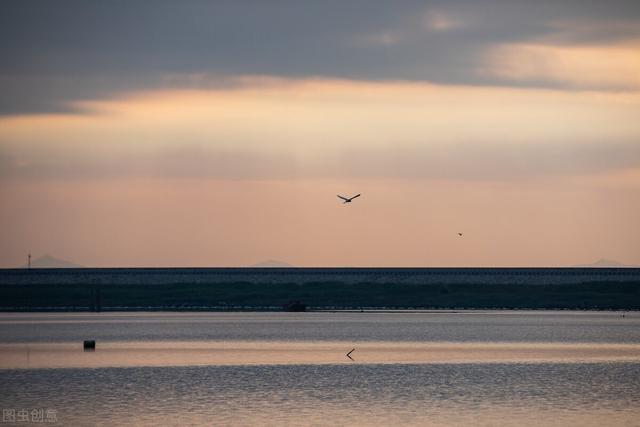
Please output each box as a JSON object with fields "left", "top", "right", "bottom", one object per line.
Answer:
{"left": 346, "top": 348, "right": 355, "bottom": 360}
{"left": 27, "top": 252, "right": 31, "bottom": 269}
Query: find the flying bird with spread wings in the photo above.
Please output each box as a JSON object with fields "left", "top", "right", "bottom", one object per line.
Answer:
{"left": 337, "top": 194, "right": 361, "bottom": 204}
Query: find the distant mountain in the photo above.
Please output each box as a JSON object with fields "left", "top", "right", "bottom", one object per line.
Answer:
{"left": 574, "top": 258, "right": 638, "bottom": 268}
{"left": 248, "top": 259, "right": 294, "bottom": 268}
{"left": 21, "top": 254, "right": 84, "bottom": 269}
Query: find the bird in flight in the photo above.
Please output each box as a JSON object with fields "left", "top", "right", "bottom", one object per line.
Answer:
{"left": 458, "top": 233, "right": 463, "bottom": 237}
{"left": 337, "top": 194, "right": 361, "bottom": 204}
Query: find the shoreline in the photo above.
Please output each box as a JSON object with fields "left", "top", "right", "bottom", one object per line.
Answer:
{"left": 3, "top": 268, "right": 639, "bottom": 311}
{"left": 0, "top": 307, "right": 637, "bottom": 313}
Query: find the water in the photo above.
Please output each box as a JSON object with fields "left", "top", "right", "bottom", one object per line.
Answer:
{"left": 1, "top": 311, "right": 639, "bottom": 426}
{"left": 2, "top": 363, "right": 639, "bottom": 426}
{"left": 0, "top": 311, "right": 638, "bottom": 343}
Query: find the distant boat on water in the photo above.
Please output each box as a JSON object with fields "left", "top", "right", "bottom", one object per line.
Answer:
{"left": 283, "top": 301, "right": 307, "bottom": 312}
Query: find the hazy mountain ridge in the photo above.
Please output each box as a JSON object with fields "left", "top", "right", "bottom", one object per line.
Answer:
{"left": 20, "top": 254, "right": 84, "bottom": 269}
{"left": 248, "top": 259, "right": 294, "bottom": 268}
{"left": 573, "top": 258, "right": 638, "bottom": 268}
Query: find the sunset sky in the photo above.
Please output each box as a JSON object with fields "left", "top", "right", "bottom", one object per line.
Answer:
{"left": 1, "top": 1, "right": 639, "bottom": 267}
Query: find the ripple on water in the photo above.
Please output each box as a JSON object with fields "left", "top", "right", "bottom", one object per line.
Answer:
{"left": 1, "top": 363, "right": 640, "bottom": 426}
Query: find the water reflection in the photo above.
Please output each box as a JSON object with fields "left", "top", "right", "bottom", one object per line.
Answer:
{"left": 1, "top": 363, "right": 639, "bottom": 426}
{"left": 1, "top": 311, "right": 638, "bottom": 344}
{"left": 1, "top": 312, "right": 639, "bottom": 426}
{"left": 1, "top": 341, "right": 640, "bottom": 369}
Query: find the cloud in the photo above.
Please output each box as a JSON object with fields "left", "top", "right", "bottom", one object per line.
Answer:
{"left": 351, "top": 31, "right": 402, "bottom": 47}
{"left": 2, "top": 1, "right": 640, "bottom": 114}
{"left": 481, "top": 41, "right": 640, "bottom": 90}
{"left": 0, "top": 145, "right": 298, "bottom": 181}
{"left": 541, "top": 19, "right": 640, "bottom": 44}
{"left": 424, "top": 10, "right": 463, "bottom": 31}
{"left": 339, "top": 141, "right": 640, "bottom": 180}
{"left": 3, "top": 139, "right": 639, "bottom": 182}
{"left": 1, "top": 78, "right": 639, "bottom": 182}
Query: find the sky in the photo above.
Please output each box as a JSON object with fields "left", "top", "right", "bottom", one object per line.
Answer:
{"left": 0, "top": 0, "right": 639, "bottom": 267}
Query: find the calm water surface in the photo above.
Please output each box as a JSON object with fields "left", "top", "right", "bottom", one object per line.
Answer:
{"left": 1, "top": 311, "right": 639, "bottom": 426}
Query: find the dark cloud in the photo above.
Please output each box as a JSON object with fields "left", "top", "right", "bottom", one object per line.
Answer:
{"left": 1, "top": 0, "right": 640, "bottom": 114}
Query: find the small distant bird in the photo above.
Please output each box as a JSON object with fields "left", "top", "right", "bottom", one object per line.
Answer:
{"left": 458, "top": 233, "right": 463, "bottom": 237}
{"left": 337, "top": 194, "right": 361, "bottom": 204}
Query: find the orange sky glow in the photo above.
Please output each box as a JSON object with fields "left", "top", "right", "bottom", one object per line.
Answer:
{"left": 1, "top": 75, "right": 639, "bottom": 267}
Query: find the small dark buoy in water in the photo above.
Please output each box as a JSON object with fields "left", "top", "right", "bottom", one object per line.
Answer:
{"left": 83, "top": 340, "right": 96, "bottom": 351}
